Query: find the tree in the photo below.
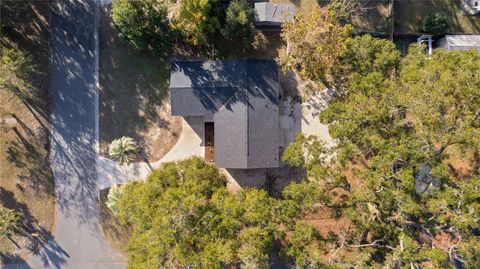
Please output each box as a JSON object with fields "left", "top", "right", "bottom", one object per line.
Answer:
{"left": 108, "top": 136, "right": 139, "bottom": 165}
{"left": 342, "top": 34, "right": 401, "bottom": 78}
{"left": 221, "top": 0, "right": 255, "bottom": 49}
{"left": 0, "top": 206, "right": 21, "bottom": 239}
{"left": 176, "top": 0, "right": 221, "bottom": 47}
{"left": 116, "top": 157, "right": 282, "bottom": 268}
{"left": 278, "top": 4, "right": 352, "bottom": 87}
{"left": 0, "top": 45, "right": 35, "bottom": 100}
{"left": 284, "top": 42, "right": 480, "bottom": 267}
{"left": 112, "top": 0, "right": 173, "bottom": 56}
{"left": 418, "top": 11, "right": 450, "bottom": 35}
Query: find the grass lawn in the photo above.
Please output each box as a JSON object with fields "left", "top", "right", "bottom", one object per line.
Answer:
{"left": 99, "top": 6, "right": 181, "bottom": 162}
{"left": 0, "top": 1, "right": 55, "bottom": 264}
{"left": 395, "top": 0, "right": 480, "bottom": 34}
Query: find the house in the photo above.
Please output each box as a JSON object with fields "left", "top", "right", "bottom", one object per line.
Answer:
{"left": 438, "top": 35, "right": 480, "bottom": 52}
{"left": 254, "top": 2, "right": 295, "bottom": 27}
{"left": 170, "top": 60, "right": 281, "bottom": 169}
{"left": 461, "top": 0, "right": 480, "bottom": 15}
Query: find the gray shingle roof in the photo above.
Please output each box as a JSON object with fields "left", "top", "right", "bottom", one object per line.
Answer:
{"left": 170, "top": 60, "right": 280, "bottom": 169}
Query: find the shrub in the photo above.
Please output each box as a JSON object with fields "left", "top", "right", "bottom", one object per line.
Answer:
{"left": 0, "top": 45, "right": 35, "bottom": 100}
{"left": 108, "top": 136, "right": 139, "bottom": 165}
{"left": 418, "top": 12, "right": 450, "bottom": 35}
{"left": 0, "top": 206, "right": 21, "bottom": 238}
{"left": 106, "top": 184, "right": 125, "bottom": 216}
{"left": 112, "top": 0, "right": 173, "bottom": 56}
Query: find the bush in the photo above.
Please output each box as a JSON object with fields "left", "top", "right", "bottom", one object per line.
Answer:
{"left": 221, "top": 0, "right": 255, "bottom": 49}
{"left": 0, "top": 45, "right": 35, "bottom": 100}
{"left": 108, "top": 136, "right": 139, "bottom": 165}
{"left": 418, "top": 12, "right": 450, "bottom": 35}
{"left": 106, "top": 184, "right": 125, "bottom": 216}
{"left": 0, "top": 206, "right": 21, "bottom": 239}
{"left": 112, "top": 0, "right": 173, "bottom": 56}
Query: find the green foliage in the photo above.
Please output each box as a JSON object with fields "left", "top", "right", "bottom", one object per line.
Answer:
{"left": 116, "top": 157, "right": 280, "bottom": 268}
{"left": 418, "top": 11, "right": 450, "bottom": 35}
{"left": 177, "top": 0, "right": 221, "bottom": 47}
{"left": 112, "top": 0, "right": 173, "bottom": 56}
{"left": 221, "top": 0, "right": 255, "bottom": 49}
{"left": 108, "top": 136, "right": 139, "bottom": 165}
{"left": 0, "top": 45, "right": 35, "bottom": 100}
{"left": 0, "top": 206, "right": 21, "bottom": 239}
{"left": 278, "top": 4, "right": 352, "bottom": 86}
{"left": 282, "top": 181, "right": 330, "bottom": 211}
{"left": 106, "top": 184, "right": 125, "bottom": 216}
{"left": 294, "top": 40, "right": 480, "bottom": 267}
{"left": 281, "top": 221, "right": 326, "bottom": 268}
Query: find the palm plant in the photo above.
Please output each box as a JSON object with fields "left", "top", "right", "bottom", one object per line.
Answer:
{"left": 108, "top": 136, "right": 139, "bottom": 165}
{"left": 106, "top": 184, "right": 124, "bottom": 216}
{"left": 0, "top": 206, "right": 21, "bottom": 239}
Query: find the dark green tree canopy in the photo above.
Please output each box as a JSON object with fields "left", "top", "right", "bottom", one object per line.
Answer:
{"left": 418, "top": 11, "right": 450, "bottom": 35}
{"left": 112, "top": 0, "right": 174, "bottom": 56}
{"left": 220, "top": 0, "right": 255, "bottom": 49}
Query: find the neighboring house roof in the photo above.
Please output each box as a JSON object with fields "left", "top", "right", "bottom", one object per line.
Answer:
{"left": 438, "top": 35, "right": 480, "bottom": 51}
{"left": 170, "top": 60, "right": 280, "bottom": 169}
{"left": 254, "top": 2, "right": 295, "bottom": 25}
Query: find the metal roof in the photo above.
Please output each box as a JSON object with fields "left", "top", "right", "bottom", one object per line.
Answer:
{"left": 255, "top": 2, "right": 295, "bottom": 25}
{"left": 170, "top": 60, "right": 280, "bottom": 169}
{"left": 442, "top": 35, "right": 480, "bottom": 51}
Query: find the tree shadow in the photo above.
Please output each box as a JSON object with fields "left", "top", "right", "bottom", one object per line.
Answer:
{"left": 0, "top": 188, "right": 68, "bottom": 268}
{"left": 98, "top": 4, "right": 172, "bottom": 148}
{"left": 0, "top": 253, "right": 33, "bottom": 268}
{"left": 6, "top": 121, "right": 54, "bottom": 196}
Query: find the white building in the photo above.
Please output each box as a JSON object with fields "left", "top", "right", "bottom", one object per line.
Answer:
{"left": 437, "top": 35, "right": 480, "bottom": 52}
{"left": 462, "top": 0, "right": 480, "bottom": 15}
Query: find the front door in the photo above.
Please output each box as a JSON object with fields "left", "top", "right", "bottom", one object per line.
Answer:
{"left": 205, "top": 122, "right": 215, "bottom": 162}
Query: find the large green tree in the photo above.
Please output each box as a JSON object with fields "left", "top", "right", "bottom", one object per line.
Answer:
{"left": 116, "top": 157, "right": 288, "bottom": 268}
{"left": 284, "top": 43, "right": 480, "bottom": 267}
{"left": 220, "top": 0, "right": 255, "bottom": 49}
{"left": 112, "top": 0, "right": 173, "bottom": 56}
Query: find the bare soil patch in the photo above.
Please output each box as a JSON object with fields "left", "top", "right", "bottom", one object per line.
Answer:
{"left": 0, "top": 1, "right": 55, "bottom": 263}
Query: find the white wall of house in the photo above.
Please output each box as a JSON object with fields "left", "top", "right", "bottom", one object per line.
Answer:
{"left": 468, "top": 0, "right": 480, "bottom": 12}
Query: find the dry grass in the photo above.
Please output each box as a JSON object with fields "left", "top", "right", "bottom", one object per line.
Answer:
{"left": 99, "top": 6, "right": 182, "bottom": 162}
{"left": 0, "top": 1, "right": 55, "bottom": 263}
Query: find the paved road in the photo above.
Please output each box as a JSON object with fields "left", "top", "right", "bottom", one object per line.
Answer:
{"left": 4, "top": 1, "right": 124, "bottom": 268}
